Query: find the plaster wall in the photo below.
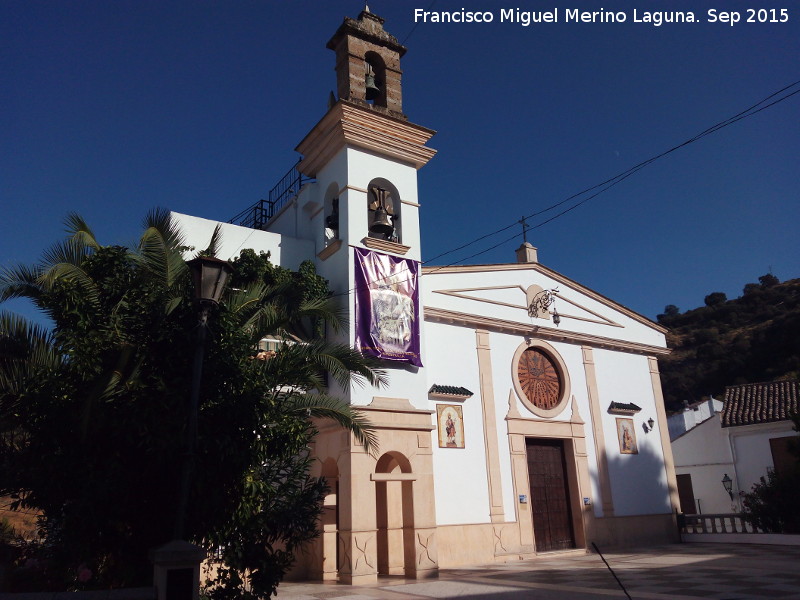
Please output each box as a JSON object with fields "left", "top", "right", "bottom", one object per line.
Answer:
{"left": 672, "top": 414, "right": 733, "bottom": 466}
{"left": 343, "top": 147, "right": 422, "bottom": 262}
{"left": 667, "top": 398, "right": 724, "bottom": 440}
{"left": 593, "top": 350, "right": 671, "bottom": 516}
{"left": 671, "top": 414, "right": 736, "bottom": 513}
{"left": 676, "top": 463, "right": 736, "bottom": 514}
{"left": 730, "top": 422, "right": 796, "bottom": 495}
{"left": 425, "top": 322, "right": 491, "bottom": 525}
{"left": 170, "top": 212, "right": 315, "bottom": 268}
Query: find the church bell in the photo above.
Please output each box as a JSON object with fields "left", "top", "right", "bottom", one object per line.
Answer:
{"left": 365, "top": 72, "right": 381, "bottom": 100}
{"left": 369, "top": 206, "right": 393, "bottom": 235}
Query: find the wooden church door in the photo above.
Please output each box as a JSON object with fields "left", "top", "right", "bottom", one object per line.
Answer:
{"left": 526, "top": 438, "right": 576, "bottom": 552}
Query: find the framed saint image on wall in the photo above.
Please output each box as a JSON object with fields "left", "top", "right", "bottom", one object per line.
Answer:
{"left": 437, "top": 404, "right": 465, "bottom": 449}
{"left": 616, "top": 418, "right": 638, "bottom": 454}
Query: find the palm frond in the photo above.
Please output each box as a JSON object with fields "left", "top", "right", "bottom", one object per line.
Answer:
{"left": 137, "top": 209, "right": 188, "bottom": 290}
{"left": 261, "top": 340, "right": 387, "bottom": 391}
{"left": 38, "top": 262, "right": 100, "bottom": 305}
{"left": 0, "top": 264, "right": 45, "bottom": 304}
{"left": 40, "top": 238, "right": 92, "bottom": 271}
{"left": 226, "top": 281, "right": 268, "bottom": 317}
{"left": 142, "top": 207, "right": 187, "bottom": 251}
{"left": 0, "top": 312, "right": 61, "bottom": 406}
{"left": 200, "top": 224, "right": 223, "bottom": 258}
{"left": 64, "top": 213, "right": 101, "bottom": 251}
{"left": 296, "top": 296, "right": 347, "bottom": 334}
{"left": 281, "top": 392, "right": 379, "bottom": 455}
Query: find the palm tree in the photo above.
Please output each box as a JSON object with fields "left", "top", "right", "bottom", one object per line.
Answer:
{"left": 0, "top": 209, "right": 383, "bottom": 594}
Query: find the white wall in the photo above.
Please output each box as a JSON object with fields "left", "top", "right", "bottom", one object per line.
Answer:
{"left": 672, "top": 417, "right": 797, "bottom": 514}
{"left": 171, "top": 212, "right": 315, "bottom": 268}
{"left": 731, "top": 422, "right": 796, "bottom": 496}
{"left": 667, "top": 398, "right": 724, "bottom": 440}
{"left": 672, "top": 414, "right": 735, "bottom": 514}
{"left": 425, "top": 321, "right": 491, "bottom": 525}
{"left": 593, "top": 350, "right": 671, "bottom": 516}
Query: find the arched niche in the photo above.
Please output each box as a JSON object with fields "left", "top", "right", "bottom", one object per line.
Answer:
{"left": 364, "top": 51, "right": 387, "bottom": 107}
{"left": 323, "top": 182, "right": 340, "bottom": 245}
{"left": 367, "top": 178, "right": 401, "bottom": 243}
{"left": 374, "top": 451, "right": 414, "bottom": 576}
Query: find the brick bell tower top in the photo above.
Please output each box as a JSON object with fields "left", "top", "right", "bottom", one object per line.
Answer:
{"left": 326, "top": 7, "right": 407, "bottom": 120}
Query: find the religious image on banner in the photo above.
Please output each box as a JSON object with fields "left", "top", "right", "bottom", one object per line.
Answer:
{"left": 354, "top": 247, "right": 422, "bottom": 366}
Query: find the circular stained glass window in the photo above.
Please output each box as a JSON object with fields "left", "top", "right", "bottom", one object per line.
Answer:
{"left": 517, "top": 347, "right": 562, "bottom": 411}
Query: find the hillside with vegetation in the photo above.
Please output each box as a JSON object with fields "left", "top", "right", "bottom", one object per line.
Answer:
{"left": 657, "top": 274, "right": 800, "bottom": 413}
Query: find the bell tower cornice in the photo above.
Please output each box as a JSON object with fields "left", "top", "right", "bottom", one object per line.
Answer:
{"left": 296, "top": 100, "right": 436, "bottom": 177}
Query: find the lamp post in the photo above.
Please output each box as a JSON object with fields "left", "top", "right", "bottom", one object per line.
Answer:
{"left": 175, "top": 256, "right": 232, "bottom": 539}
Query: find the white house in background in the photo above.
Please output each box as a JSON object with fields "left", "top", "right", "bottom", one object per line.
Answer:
{"left": 667, "top": 397, "right": 724, "bottom": 441}
{"left": 173, "top": 8, "right": 680, "bottom": 584}
{"left": 672, "top": 380, "right": 799, "bottom": 515}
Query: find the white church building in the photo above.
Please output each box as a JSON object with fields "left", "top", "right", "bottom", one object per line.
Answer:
{"left": 174, "top": 8, "right": 679, "bottom": 585}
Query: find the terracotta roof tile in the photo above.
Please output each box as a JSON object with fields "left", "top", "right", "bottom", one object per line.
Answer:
{"left": 608, "top": 402, "right": 642, "bottom": 415}
{"left": 428, "top": 384, "right": 473, "bottom": 398}
{"left": 721, "top": 380, "right": 799, "bottom": 427}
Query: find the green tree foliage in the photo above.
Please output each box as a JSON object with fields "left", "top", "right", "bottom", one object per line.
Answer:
{"left": 657, "top": 274, "right": 800, "bottom": 411}
{"left": 741, "top": 414, "right": 800, "bottom": 533}
{"left": 704, "top": 292, "right": 727, "bottom": 307}
{"left": 0, "top": 210, "right": 384, "bottom": 596}
{"left": 657, "top": 304, "right": 681, "bottom": 324}
{"left": 759, "top": 273, "right": 780, "bottom": 289}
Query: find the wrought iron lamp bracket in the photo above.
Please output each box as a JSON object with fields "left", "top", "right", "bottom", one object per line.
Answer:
{"left": 528, "top": 288, "right": 559, "bottom": 319}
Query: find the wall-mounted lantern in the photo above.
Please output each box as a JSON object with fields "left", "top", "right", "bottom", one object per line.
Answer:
{"left": 722, "top": 473, "right": 734, "bottom": 499}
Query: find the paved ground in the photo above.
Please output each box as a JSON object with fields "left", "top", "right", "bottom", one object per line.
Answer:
{"left": 275, "top": 543, "right": 800, "bottom": 599}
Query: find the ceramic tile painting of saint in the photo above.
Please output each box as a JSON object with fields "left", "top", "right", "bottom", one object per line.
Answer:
{"left": 616, "top": 418, "right": 638, "bottom": 454}
{"left": 437, "top": 405, "right": 464, "bottom": 449}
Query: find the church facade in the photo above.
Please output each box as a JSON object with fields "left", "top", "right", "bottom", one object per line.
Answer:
{"left": 174, "top": 8, "right": 679, "bottom": 585}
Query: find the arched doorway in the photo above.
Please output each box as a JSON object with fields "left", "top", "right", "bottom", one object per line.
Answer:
{"left": 374, "top": 451, "right": 414, "bottom": 576}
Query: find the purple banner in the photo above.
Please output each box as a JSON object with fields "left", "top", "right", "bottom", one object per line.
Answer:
{"left": 354, "top": 248, "right": 422, "bottom": 367}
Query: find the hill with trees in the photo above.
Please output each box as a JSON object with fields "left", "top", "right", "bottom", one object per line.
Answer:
{"left": 657, "top": 274, "right": 800, "bottom": 413}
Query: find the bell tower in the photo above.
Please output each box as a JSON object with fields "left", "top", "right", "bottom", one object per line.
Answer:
{"left": 295, "top": 8, "right": 436, "bottom": 265}
{"left": 291, "top": 9, "right": 440, "bottom": 587}
{"left": 326, "top": 7, "right": 406, "bottom": 119}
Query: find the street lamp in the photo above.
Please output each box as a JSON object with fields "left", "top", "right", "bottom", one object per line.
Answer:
{"left": 175, "top": 256, "right": 232, "bottom": 539}
{"left": 721, "top": 473, "right": 734, "bottom": 500}
{"left": 187, "top": 255, "right": 233, "bottom": 309}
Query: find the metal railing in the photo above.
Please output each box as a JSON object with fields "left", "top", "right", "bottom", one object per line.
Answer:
{"left": 228, "top": 162, "right": 312, "bottom": 230}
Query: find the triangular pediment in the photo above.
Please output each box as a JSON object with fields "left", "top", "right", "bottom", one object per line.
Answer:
{"left": 434, "top": 285, "right": 621, "bottom": 328}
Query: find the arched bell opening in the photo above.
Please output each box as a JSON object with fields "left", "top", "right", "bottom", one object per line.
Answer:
{"left": 367, "top": 178, "right": 401, "bottom": 243}
{"left": 319, "top": 457, "right": 340, "bottom": 580}
{"left": 323, "top": 182, "right": 340, "bottom": 246}
{"left": 364, "top": 51, "right": 387, "bottom": 107}
{"left": 374, "top": 451, "right": 414, "bottom": 576}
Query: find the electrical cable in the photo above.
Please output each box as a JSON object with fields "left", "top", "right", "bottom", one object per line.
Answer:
{"left": 326, "top": 77, "right": 800, "bottom": 296}
{"left": 424, "top": 78, "right": 800, "bottom": 266}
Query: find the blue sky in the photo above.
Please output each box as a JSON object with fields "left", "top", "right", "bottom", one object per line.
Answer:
{"left": 2, "top": 0, "right": 798, "bottom": 324}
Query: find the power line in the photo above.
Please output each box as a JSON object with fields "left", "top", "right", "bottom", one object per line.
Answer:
{"left": 424, "top": 78, "right": 800, "bottom": 266}
{"left": 328, "top": 77, "right": 800, "bottom": 296}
